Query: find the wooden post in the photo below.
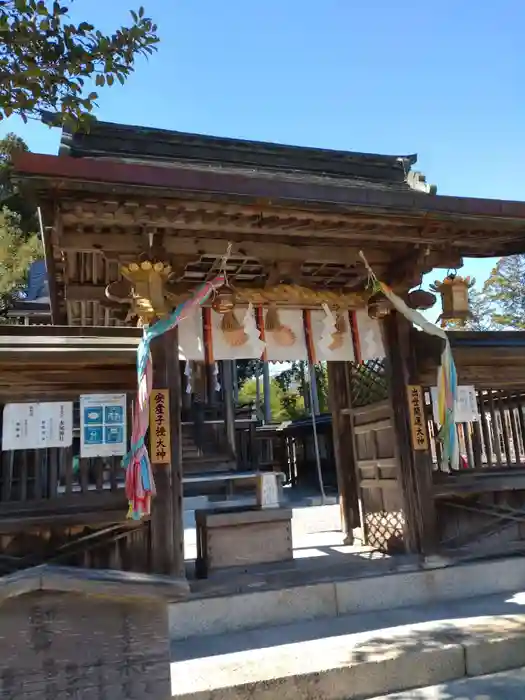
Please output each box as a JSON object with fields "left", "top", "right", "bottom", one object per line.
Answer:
{"left": 149, "top": 334, "right": 175, "bottom": 574}
{"left": 309, "top": 363, "right": 320, "bottom": 416}
{"left": 262, "top": 361, "right": 272, "bottom": 423}
{"left": 206, "top": 362, "right": 217, "bottom": 405}
{"left": 233, "top": 361, "right": 239, "bottom": 403}
{"left": 327, "top": 361, "right": 360, "bottom": 542}
{"left": 383, "top": 312, "right": 437, "bottom": 555}
{"left": 221, "top": 360, "right": 237, "bottom": 461}
{"left": 165, "top": 326, "right": 185, "bottom": 578}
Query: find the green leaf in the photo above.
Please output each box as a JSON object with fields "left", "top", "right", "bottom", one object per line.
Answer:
{"left": 0, "top": 2, "right": 159, "bottom": 124}
{"left": 78, "top": 21, "right": 94, "bottom": 32}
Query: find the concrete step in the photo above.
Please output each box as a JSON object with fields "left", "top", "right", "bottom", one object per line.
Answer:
{"left": 170, "top": 594, "right": 525, "bottom": 699}
{"left": 169, "top": 555, "right": 525, "bottom": 640}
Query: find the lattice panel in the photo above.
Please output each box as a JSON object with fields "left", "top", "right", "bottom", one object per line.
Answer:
{"left": 365, "top": 510, "right": 406, "bottom": 553}
{"left": 182, "top": 254, "right": 265, "bottom": 284}
{"left": 349, "top": 358, "right": 389, "bottom": 407}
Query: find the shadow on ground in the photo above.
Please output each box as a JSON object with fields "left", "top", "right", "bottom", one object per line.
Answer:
{"left": 373, "top": 667, "right": 525, "bottom": 698}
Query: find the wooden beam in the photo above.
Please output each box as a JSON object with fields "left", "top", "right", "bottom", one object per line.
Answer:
{"left": 0, "top": 368, "right": 136, "bottom": 384}
{"left": 59, "top": 231, "right": 395, "bottom": 265}
{"left": 60, "top": 212, "right": 459, "bottom": 246}
{"left": 16, "top": 153, "right": 525, "bottom": 230}
{"left": 57, "top": 196, "right": 525, "bottom": 240}
{"left": 0, "top": 352, "right": 136, "bottom": 366}
{"left": 0, "top": 325, "right": 142, "bottom": 338}
{"left": 67, "top": 284, "right": 107, "bottom": 301}
{"left": 41, "top": 206, "right": 63, "bottom": 324}
{"left": 66, "top": 283, "right": 368, "bottom": 309}
{"left": 327, "top": 361, "right": 360, "bottom": 539}
{"left": 384, "top": 246, "right": 463, "bottom": 292}
{"left": 417, "top": 365, "right": 525, "bottom": 388}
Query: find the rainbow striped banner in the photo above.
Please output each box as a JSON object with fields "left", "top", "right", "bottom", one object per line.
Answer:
{"left": 123, "top": 275, "right": 226, "bottom": 519}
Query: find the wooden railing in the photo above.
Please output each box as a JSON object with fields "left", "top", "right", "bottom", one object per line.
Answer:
{"left": 0, "top": 395, "right": 131, "bottom": 527}
{"left": 0, "top": 392, "right": 266, "bottom": 529}
{"left": 424, "top": 387, "right": 525, "bottom": 471}
{"left": 0, "top": 448, "right": 124, "bottom": 503}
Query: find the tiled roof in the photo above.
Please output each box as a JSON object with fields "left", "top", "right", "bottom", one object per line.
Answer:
{"left": 59, "top": 120, "right": 435, "bottom": 193}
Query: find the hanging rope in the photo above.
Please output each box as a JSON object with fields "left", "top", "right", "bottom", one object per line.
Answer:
{"left": 358, "top": 251, "right": 459, "bottom": 472}
{"left": 123, "top": 247, "right": 231, "bottom": 520}
{"left": 307, "top": 362, "right": 327, "bottom": 503}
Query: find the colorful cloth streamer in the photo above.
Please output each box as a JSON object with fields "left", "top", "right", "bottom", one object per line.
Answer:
{"left": 359, "top": 252, "right": 459, "bottom": 472}
{"left": 122, "top": 274, "right": 226, "bottom": 519}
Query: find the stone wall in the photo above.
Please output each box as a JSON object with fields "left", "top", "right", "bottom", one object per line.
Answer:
{"left": 0, "top": 591, "right": 170, "bottom": 700}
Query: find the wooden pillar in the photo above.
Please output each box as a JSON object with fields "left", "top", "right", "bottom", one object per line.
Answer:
{"left": 383, "top": 312, "right": 437, "bottom": 555}
{"left": 262, "top": 362, "right": 272, "bottom": 423}
{"left": 327, "top": 361, "right": 360, "bottom": 542}
{"left": 221, "top": 360, "right": 237, "bottom": 460}
{"left": 192, "top": 361, "right": 206, "bottom": 401}
{"left": 309, "top": 363, "right": 320, "bottom": 416}
{"left": 233, "top": 361, "right": 239, "bottom": 403}
{"left": 206, "top": 362, "right": 216, "bottom": 405}
{"left": 149, "top": 327, "right": 186, "bottom": 577}
{"left": 150, "top": 334, "right": 174, "bottom": 575}
{"left": 166, "top": 326, "right": 185, "bottom": 578}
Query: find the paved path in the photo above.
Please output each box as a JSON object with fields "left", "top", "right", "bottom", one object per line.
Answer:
{"left": 370, "top": 667, "right": 525, "bottom": 698}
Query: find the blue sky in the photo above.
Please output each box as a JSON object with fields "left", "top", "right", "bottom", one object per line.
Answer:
{"left": 2, "top": 0, "right": 523, "bottom": 290}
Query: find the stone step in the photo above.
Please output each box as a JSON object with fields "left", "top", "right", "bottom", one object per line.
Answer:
{"left": 170, "top": 603, "right": 525, "bottom": 699}
{"left": 183, "top": 455, "right": 233, "bottom": 464}
{"left": 169, "top": 555, "right": 525, "bottom": 641}
{"left": 369, "top": 667, "right": 525, "bottom": 699}
{"left": 184, "top": 496, "right": 209, "bottom": 512}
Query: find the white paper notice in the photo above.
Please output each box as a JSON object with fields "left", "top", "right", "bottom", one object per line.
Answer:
{"left": 2, "top": 402, "right": 73, "bottom": 451}
{"left": 257, "top": 472, "right": 280, "bottom": 509}
{"left": 80, "top": 394, "right": 127, "bottom": 458}
{"left": 431, "top": 385, "right": 479, "bottom": 425}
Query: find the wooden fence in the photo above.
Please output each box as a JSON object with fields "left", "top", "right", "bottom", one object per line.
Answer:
{"left": 424, "top": 388, "right": 525, "bottom": 471}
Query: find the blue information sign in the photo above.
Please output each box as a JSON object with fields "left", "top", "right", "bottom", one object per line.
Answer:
{"left": 80, "top": 394, "right": 127, "bottom": 457}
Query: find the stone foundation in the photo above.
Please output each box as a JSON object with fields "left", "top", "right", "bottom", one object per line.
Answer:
{"left": 0, "top": 565, "right": 188, "bottom": 699}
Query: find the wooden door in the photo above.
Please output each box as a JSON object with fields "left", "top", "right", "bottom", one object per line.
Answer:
{"left": 351, "top": 399, "right": 407, "bottom": 552}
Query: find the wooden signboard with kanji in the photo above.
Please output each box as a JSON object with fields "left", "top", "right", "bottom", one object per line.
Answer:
{"left": 406, "top": 385, "right": 429, "bottom": 451}
{"left": 150, "top": 389, "right": 171, "bottom": 464}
